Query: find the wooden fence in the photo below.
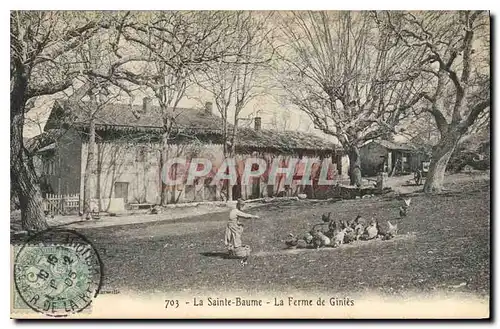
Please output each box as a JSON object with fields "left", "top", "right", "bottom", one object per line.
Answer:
{"left": 43, "top": 193, "right": 80, "bottom": 215}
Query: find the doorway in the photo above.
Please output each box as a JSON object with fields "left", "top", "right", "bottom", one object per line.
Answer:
{"left": 114, "top": 182, "right": 129, "bottom": 204}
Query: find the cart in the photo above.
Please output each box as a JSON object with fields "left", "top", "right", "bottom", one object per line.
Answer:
{"left": 414, "top": 161, "right": 430, "bottom": 185}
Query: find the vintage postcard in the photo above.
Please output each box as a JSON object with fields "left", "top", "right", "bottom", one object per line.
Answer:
{"left": 10, "top": 10, "right": 490, "bottom": 319}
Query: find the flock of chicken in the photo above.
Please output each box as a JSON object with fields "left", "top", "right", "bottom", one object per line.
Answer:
{"left": 285, "top": 197, "right": 412, "bottom": 250}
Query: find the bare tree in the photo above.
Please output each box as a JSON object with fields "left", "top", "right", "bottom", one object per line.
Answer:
{"left": 195, "top": 11, "right": 274, "bottom": 200}
{"left": 384, "top": 11, "right": 490, "bottom": 192}
{"left": 398, "top": 113, "right": 440, "bottom": 147}
{"left": 10, "top": 11, "right": 109, "bottom": 231}
{"left": 106, "top": 11, "right": 263, "bottom": 203}
{"left": 270, "top": 111, "right": 294, "bottom": 132}
{"left": 70, "top": 81, "right": 125, "bottom": 215}
{"left": 74, "top": 29, "right": 133, "bottom": 216}
{"left": 276, "top": 11, "right": 428, "bottom": 187}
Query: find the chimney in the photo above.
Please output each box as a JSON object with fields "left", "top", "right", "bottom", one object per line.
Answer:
{"left": 142, "top": 97, "right": 151, "bottom": 113}
{"left": 204, "top": 102, "right": 213, "bottom": 115}
{"left": 254, "top": 117, "right": 262, "bottom": 131}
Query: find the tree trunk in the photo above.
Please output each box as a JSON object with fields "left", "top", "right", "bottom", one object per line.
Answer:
{"left": 11, "top": 110, "right": 48, "bottom": 232}
{"left": 226, "top": 149, "right": 234, "bottom": 202}
{"left": 96, "top": 142, "right": 102, "bottom": 211}
{"left": 347, "top": 145, "right": 362, "bottom": 187}
{"left": 423, "top": 133, "right": 460, "bottom": 193}
{"left": 224, "top": 123, "right": 234, "bottom": 201}
{"left": 83, "top": 119, "right": 96, "bottom": 214}
{"left": 160, "top": 134, "right": 169, "bottom": 205}
{"left": 227, "top": 182, "right": 234, "bottom": 201}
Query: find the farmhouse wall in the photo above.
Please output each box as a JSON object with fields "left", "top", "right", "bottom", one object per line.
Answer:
{"left": 80, "top": 140, "right": 350, "bottom": 209}
{"left": 41, "top": 128, "right": 83, "bottom": 195}
{"left": 81, "top": 141, "right": 227, "bottom": 209}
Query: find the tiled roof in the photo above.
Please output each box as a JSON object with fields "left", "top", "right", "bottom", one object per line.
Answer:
{"left": 47, "top": 100, "right": 224, "bottom": 133}
{"left": 375, "top": 140, "right": 417, "bottom": 151}
{"left": 236, "top": 127, "right": 339, "bottom": 152}
{"left": 45, "top": 100, "right": 341, "bottom": 153}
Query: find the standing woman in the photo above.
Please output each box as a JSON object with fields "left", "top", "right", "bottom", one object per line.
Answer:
{"left": 225, "top": 199, "right": 259, "bottom": 265}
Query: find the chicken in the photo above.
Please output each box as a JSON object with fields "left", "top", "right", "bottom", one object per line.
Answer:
{"left": 303, "top": 232, "right": 314, "bottom": 245}
{"left": 312, "top": 230, "right": 331, "bottom": 249}
{"left": 321, "top": 212, "right": 332, "bottom": 223}
{"left": 399, "top": 197, "right": 412, "bottom": 217}
{"left": 333, "top": 228, "right": 347, "bottom": 247}
{"left": 351, "top": 215, "right": 366, "bottom": 240}
{"left": 361, "top": 219, "right": 378, "bottom": 240}
{"left": 343, "top": 227, "right": 357, "bottom": 244}
{"left": 383, "top": 221, "right": 398, "bottom": 240}
{"left": 296, "top": 239, "right": 308, "bottom": 249}
{"left": 312, "top": 235, "right": 322, "bottom": 249}
{"left": 377, "top": 220, "right": 398, "bottom": 240}
{"left": 351, "top": 215, "right": 366, "bottom": 228}
{"left": 353, "top": 223, "right": 364, "bottom": 240}
{"left": 399, "top": 206, "right": 408, "bottom": 217}
{"left": 327, "top": 219, "right": 341, "bottom": 237}
{"left": 285, "top": 233, "right": 299, "bottom": 248}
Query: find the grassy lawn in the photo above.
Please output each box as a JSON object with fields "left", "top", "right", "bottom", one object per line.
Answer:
{"left": 75, "top": 174, "right": 490, "bottom": 298}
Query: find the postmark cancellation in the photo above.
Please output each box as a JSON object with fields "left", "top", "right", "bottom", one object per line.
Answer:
{"left": 12, "top": 229, "right": 103, "bottom": 317}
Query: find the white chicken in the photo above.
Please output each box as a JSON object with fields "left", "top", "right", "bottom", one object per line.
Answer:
{"left": 333, "top": 228, "right": 347, "bottom": 248}
{"left": 361, "top": 219, "right": 378, "bottom": 240}
{"left": 377, "top": 220, "right": 399, "bottom": 240}
{"left": 384, "top": 221, "right": 398, "bottom": 240}
{"left": 312, "top": 231, "right": 331, "bottom": 249}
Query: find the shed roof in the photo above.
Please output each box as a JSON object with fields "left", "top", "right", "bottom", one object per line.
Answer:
{"left": 24, "top": 129, "right": 65, "bottom": 154}
{"left": 373, "top": 140, "right": 418, "bottom": 152}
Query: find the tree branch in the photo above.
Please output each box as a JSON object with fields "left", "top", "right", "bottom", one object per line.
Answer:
{"left": 460, "top": 100, "right": 490, "bottom": 132}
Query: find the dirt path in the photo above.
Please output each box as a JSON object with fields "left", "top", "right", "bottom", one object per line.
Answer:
{"left": 10, "top": 204, "right": 231, "bottom": 233}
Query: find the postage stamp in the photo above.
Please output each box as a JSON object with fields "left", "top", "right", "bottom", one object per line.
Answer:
{"left": 12, "top": 229, "right": 103, "bottom": 317}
